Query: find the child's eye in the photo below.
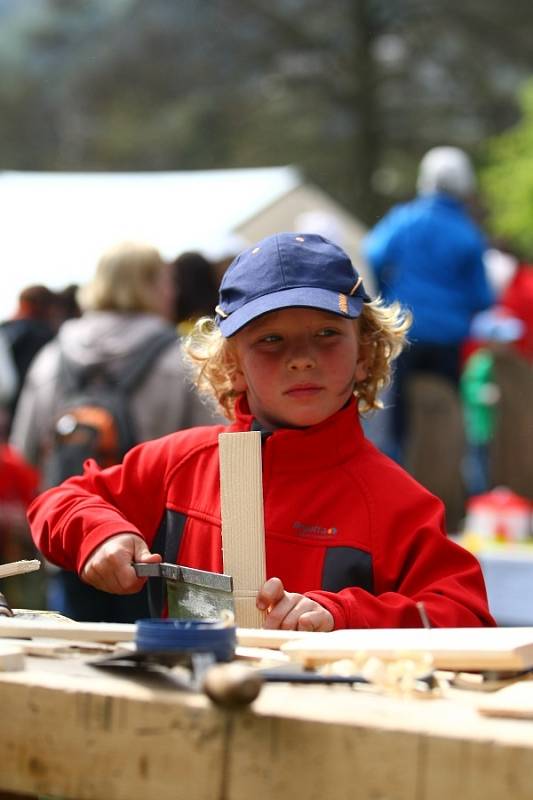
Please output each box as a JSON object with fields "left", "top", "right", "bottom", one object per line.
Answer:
{"left": 258, "top": 333, "right": 281, "bottom": 344}
{"left": 317, "top": 328, "right": 339, "bottom": 338}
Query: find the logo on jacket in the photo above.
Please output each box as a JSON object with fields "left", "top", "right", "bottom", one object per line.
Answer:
{"left": 293, "top": 521, "right": 338, "bottom": 538}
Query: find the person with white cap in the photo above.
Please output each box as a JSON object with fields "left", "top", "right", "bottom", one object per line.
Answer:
{"left": 28, "top": 232, "right": 494, "bottom": 630}
{"left": 362, "top": 146, "right": 494, "bottom": 464}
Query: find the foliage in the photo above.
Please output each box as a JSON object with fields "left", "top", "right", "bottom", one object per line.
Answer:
{"left": 481, "top": 80, "right": 533, "bottom": 259}
{"left": 0, "top": 0, "right": 533, "bottom": 225}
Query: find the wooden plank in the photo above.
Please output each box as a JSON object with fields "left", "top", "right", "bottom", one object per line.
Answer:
{"left": 478, "top": 680, "right": 533, "bottom": 719}
{"left": 0, "top": 621, "right": 304, "bottom": 651}
{"left": 0, "top": 618, "right": 136, "bottom": 643}
{"left": 281, "top": 627, "right": 533, "bottom": 672}
{"left": 0, "top": 636, "right": 118, "bottom": 657}
{"left": 0, "top": 559, "right": 41, "bottom": 579}
{"left": 3, "top": 656, "right": 533, "bottom": 799}
{"left": 235, "top": 645, "right": 290, "bottom": 663}
{"left": 236, "top": 628, "right": 315, "bottom": 649}
{"left": 219, "top": 431, "right": 266, "bottom": 628}
{"left": 0, "top": 642, "right": 24, "bottom": 671}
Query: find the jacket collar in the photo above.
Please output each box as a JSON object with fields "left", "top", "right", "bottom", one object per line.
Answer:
{"left": 231, "top": 394, "right": 366, "bottom": 470}
{"left": 424, "top": 192, "right": 466, "bottom": 212}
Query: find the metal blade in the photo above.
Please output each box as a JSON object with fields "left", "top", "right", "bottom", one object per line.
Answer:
{"left": 133, "top": 562, "right": 232, "bottom": 592}
{"left": 133, "top": 562, "right": 235, "bottom": 621}
{"left": 166, "top": 580, "right": 235, "bottom": 621}
{"left": 161, "top": 564, "right": 232, "bottom": 593}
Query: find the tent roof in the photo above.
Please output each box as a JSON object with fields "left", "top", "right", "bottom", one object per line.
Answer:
{"left": 0, "top": 166, "right": 300, "bottom": 319}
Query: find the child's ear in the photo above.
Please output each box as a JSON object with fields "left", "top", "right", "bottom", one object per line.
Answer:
{"left": 231, "top": 369, "right": 247, "bottom": 393}
{"left": 354, "top": 356, "right": 368, "bottom": 383}
{"left": 354, "top": 343, "right": 369, "bottom": 383}
{"left": 228, "top": 343, "right": 247, "bottom": 392}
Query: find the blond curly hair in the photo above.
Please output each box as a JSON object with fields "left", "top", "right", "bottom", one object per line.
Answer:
{"left": 183, "top": 299, "right": 411, "bottom": 420}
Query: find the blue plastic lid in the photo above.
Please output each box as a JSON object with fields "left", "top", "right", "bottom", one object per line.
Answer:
{"left": 135, "top": 618, "right": 236, "bottom": 662}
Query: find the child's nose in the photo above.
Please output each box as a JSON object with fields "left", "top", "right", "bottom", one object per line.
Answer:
{"left": 287, "top": 343, "right": 316, "bottom": 370}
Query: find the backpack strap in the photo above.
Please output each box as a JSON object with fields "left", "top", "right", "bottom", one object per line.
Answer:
{"left": 115, "top": 328, "right": 178, "bottom": 393}
{"left": 56, "top": 349, "right": 100, "bottom": 394}
{"left": 57, "top": 328, "right": 177, "bottom": 394}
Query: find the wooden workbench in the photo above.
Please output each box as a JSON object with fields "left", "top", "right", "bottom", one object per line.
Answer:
{"left": 1, "top": 654, "right": 533, "bottom": 800}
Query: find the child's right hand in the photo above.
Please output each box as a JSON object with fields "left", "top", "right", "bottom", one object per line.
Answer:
{"left": 80, "top": 533, "right": 161, "bottom": 594}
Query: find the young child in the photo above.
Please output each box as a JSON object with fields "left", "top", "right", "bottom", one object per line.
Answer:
{"left": 28, "top": 233, "right": 494, "bottom": 629}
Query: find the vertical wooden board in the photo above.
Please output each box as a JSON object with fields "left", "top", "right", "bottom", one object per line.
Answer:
{"left": 219, "top": 432, "right": 266, "bottom": 628}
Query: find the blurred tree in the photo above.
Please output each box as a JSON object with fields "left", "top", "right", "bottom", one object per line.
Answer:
{"left": 0, "top": 0, "right": 533, "bottom": 225}
{"left": 480, "top": 79, "right": 533, "bottom": 259}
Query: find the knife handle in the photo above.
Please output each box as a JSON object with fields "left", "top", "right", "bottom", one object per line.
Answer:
{"left": 133, "top": 562, "right": 162, "bottom": 578}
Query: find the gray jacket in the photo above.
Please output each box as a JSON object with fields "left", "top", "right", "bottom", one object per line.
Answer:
{"left": 10, "top": 310, "right": 223, "bottom": 470}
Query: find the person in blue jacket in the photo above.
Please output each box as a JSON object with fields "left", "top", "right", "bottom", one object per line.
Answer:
{"left": 362, "top": 146, "right": 494, "bottom": 463}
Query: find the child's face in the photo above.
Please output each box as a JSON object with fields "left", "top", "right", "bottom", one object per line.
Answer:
{"left": 230, "top": 307, "right": 368, "bottom": 429}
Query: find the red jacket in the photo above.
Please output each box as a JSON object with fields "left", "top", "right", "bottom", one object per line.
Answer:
{"left": 0, "top": 444, "right": 40, "bottom": 562}
{"left": 29, "top": 397, "right": 494, "bottom": 629}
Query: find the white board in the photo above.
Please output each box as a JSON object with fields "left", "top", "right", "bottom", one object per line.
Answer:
{"left": 281, "top": 627, "right": 533, "bottom": 671}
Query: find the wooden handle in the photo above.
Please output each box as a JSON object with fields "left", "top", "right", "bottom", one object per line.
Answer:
{"left": 202, "top": 662, "right": 263, "bottom": 708}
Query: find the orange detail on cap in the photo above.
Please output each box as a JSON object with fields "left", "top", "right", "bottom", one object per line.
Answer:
{"left": 338, "top": 294, "right": 348, "bottom": 313}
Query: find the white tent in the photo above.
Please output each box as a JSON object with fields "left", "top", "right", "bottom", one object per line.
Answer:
{"left": 0, "top": 166, "right": 371, "bottom": 320}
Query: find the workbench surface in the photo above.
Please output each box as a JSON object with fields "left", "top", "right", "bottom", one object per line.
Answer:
{"left": 1, "top": 654, "right": 533, "bottom": 800}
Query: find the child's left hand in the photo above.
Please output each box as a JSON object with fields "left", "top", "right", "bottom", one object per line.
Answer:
{"left": 256, "top": 577, "right": 334, "bottom": 632}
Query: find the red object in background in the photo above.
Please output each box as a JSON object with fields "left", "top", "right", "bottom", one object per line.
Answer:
{"left": 0, "top": 444, "right": 39, "bottom": 507}
{"left": 461, "top": 336, "right": 481, "bottom": 365}
{"left": 465, "top": 487, "right": 532, "bottom": 542}
{"left": 0, "top": 444, "right": 40, "bottom": 563}
{"left": 460, "top": 263, "right": 533, "bottom": 366}
{"left": 500, "top": 264, "right": 533, "bottom": 361}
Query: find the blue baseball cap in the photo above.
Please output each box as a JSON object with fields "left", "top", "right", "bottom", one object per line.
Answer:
{"left": 215, "top": 232, "right": 371, "bottom": 337}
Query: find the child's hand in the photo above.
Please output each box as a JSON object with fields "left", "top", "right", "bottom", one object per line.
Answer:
{"left": 256, "top": 577, "right": 334, "bottom": 632}
{"left": 80, "top": 533, "right": 161, "bottom": 594}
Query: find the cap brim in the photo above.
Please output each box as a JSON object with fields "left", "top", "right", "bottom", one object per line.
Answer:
{"left": 218, "top": 286, "right": 366, "bottom": 337}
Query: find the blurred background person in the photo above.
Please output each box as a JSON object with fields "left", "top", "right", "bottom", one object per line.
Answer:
{"left": 10, "top": 241, "right": 222, "bottom": 621}
{"left": 498, "top": 260, "right": 533, "bottom": 364}
{"left": 171, "top": 251, "right": 220, "bottom": 336}
{"left": 0, "top": 328, "right": 18, "bottom": 431}
{"left": 0, "top": 326, "right": 41, "bottom": 607}
{"left": 460, "top": 308, "right": 525, "bottom": 497}
{"left": 362, "top": 146, "right": 495, "bottom": 466}
{"left": 0, "top": 440, "right": 41, "bottom": 610}
{"left": 480, "top": 262, "right": 533, "bottom": 502}
{"left": 49, "top": 283, "right": 82, "bottom": 330}
{"left": 362, "top": 147, "right": 495, "bottom": 531}
{"left": 1, "top": 284, "right": 59, "bottom": 431}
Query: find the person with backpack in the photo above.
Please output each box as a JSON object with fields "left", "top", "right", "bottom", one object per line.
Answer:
{"left": 10, "top": 241, "right": 223, "bottom": 622}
